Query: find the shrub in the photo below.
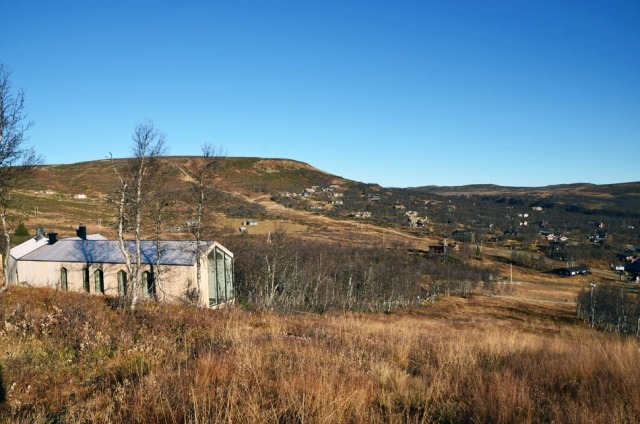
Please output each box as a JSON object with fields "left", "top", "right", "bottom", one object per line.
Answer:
{"left": 14, "top": 222, "right": 29, "bottom": 237}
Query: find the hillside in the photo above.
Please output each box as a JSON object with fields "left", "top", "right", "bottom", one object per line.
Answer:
{"left": 7, "top": 156, "right": 639, "bottom": 268}
{"left": 25, "top": 157, "right": 357, "bottom": 198}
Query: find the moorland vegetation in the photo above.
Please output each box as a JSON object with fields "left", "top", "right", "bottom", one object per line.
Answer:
{"left": 2, "top": 286, "right": 640, "bottom": 423}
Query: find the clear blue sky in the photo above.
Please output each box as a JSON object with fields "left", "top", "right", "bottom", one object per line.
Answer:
{"left": 2, "top": 1, "right": 639, "bottom": 187}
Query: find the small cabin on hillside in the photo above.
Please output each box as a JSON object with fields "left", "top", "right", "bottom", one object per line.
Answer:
{"left": 8, "top": 226, "right": 234, "bottom": 308}
{"left": 428, "top": 245, "right": 447, "bottom": 255}
{"left": 555, "top": 265, "right": 590, "bottom": 277}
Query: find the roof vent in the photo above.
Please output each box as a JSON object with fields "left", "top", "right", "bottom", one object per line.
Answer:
{"left": 47, "top": 232, "right": 58, "bottom": 244}
{"left": 76, "top": 224, "right": 87, "bottom": 240}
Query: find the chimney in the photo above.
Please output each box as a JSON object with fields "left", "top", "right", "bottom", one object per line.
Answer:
{"left": 76, "top": 224, "right": 87, "bottom": 240}
{"left": 47, "top": 232, "right": 58, "bottom": 244}
{"left": 35, "top": 226, "right": 46, "bottom": 241}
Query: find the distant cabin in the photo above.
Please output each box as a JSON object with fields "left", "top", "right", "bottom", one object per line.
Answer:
{"left": 555, "top": 265, "right": 590, "bottom": 277}
{"left": 8, "top": 226, "right": 234, "bottom": 308}
{"left": 428, "top": 245, "right": 447, "bottom": 255}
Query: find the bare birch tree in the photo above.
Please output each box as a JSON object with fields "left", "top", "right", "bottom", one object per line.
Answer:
{"left": 111, "top": 120, "right": 166, "bottom": 308}
{"left": 0, "top": 64, "right": 43, "bottom": 292}
{"left": 186, "top": 143, "right": 225, "bottom": 305}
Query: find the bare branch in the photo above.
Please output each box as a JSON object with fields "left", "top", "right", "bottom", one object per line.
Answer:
{"left": 0, "top": 63, "right": 43, "bottom": 292}
{"left": 111, "top": 120, "right": 168, "bottom": 309}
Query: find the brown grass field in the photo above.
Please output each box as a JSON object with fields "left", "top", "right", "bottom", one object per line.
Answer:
{"left": 1, "top": 284, "right": 639, "bottom": 423}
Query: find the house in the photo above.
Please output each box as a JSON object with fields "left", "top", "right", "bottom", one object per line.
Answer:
{"left": 428, "top": 245, "right": 447, "bottom": 255}
{"left": 349, "top": 211, "right": 372, "bottom": 219}
{"left": 407, "top": 216, "right": 427, "bottom": 228}
{"left": 625, "top": 258, "right": 640, "bottom": 277}
{"left": 8, "top": 226, "right": 234, "bottom": 308}
{"left": 555, "top": 265, "right": 590, "bottom": 276}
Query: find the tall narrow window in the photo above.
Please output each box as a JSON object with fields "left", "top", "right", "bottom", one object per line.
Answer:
{"left": 142, "top": 271, "right": 155, "bottom": 298}
{"left": 83, "top": 268, "right": 90, "bottom": 293}
{"left": 208, "top": 247, "right": 234, "bottom": 306}
{"left": 117, "top": 270, "right": 127, "bottom": 296}
{"left": 224, "top": 252, "right": 233, "bottom": 301}
{"left": 94, "top": 269, "right": 104, "bottom": 294}
{"left": 215, "top": 249, "right": 225, "bottom": 302}
{"left": 208, "top": 251, "right": 218, "bottom": 306}
{"left": 60, "top": 267, "right": 68, "bottom": 291}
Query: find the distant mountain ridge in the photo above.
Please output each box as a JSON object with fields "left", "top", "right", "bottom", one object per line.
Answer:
{"left": 411, "top": 182, "right": 640, "bottom": 197}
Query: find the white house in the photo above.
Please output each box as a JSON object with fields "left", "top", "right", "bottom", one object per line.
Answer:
{"left": 8, "top": 226, "right": 234, "bottom": 308}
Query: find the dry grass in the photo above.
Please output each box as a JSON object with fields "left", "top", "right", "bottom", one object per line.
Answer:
{"left": 1, "top": 287, "right": 639, "bottom": 423}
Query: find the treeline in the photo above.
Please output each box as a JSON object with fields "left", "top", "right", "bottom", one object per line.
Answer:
{"left": 222, "top": 233, "right": 496, "bottom": 313}
{"left": 576, "top": 283, "right": 640, "bottom": 336}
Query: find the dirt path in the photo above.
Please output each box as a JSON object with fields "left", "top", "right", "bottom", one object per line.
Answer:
{"left": 493, "top": 295, "right": 576, "bottom": 306}
{"left": 233, "top": 192, "right": 439, "bottom": 247}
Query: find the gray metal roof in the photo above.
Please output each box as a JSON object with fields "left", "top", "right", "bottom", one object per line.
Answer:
{"left": 19, "top": 239, "right": 215, "bottom": 266}
{"left": 10, "top": 237, "right": 49, "bottom": 260}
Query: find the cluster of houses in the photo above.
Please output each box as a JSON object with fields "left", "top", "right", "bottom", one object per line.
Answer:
{"left": 278, "top": 184, "right": 347, "bottom": 213}
{"left": 540, "top": 231, "right": 568, "bottom": 243}
{"left": 280, "top": 184, "right": 344, "bottom": 200}
{"left": 392, "top": 204, "right": 428, "bottom": 228}
{"left": 347, "top": 211, "right": 372, "bottom": 219}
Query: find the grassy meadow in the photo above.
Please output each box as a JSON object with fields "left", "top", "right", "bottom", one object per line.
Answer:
{"left": 1, "top": 286, "right": 639, "bottom": 423}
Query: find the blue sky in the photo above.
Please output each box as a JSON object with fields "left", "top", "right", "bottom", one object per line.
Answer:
{"left": 2, "top": 1, "right": 639, "bottom": 187}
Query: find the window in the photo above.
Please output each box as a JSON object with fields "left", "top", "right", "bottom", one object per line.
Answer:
{"left": 83, "top": 268, "right": 90, "bottom": 293}
{"left": 94, "top": 269, "right": 104, "bottom": 294}
{"left": 224, "top": 252, "right": 234, "bottom": 301}
{"left": 117, "top": 270, "right": 127, "bottom": 296}
{"left": 142, "top": 271, "right": 155, "bottom": 298}
{"left": 60, "top": 267, "right": 68, "bottom": 291}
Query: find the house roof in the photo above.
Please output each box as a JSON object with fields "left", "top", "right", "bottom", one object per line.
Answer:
{"left": 66, "top": 234, "right": 108, "bottom": 241}
{"left": 10, "top": 237, "right": 49, "bottom": 260}
{"left": 17, "top": 238, "right": 217, "bottom": 266}
{"left": 562, "top": 265, "right": 589, "bottom": 273}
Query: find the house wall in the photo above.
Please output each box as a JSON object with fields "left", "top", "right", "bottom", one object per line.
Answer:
{"left": 15, "top": 260, "right": 205, "bottom": 306}
{"left": 13, "top": 240, "right": 234, "bottom": 308}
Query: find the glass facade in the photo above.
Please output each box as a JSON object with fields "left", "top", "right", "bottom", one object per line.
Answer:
{"left": 208, "top": 247, "right": 234, "bottom": 307}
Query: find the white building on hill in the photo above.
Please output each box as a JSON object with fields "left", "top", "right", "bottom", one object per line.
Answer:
{"left": 8, "top": 226, "right": 234, "bottom": 308}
